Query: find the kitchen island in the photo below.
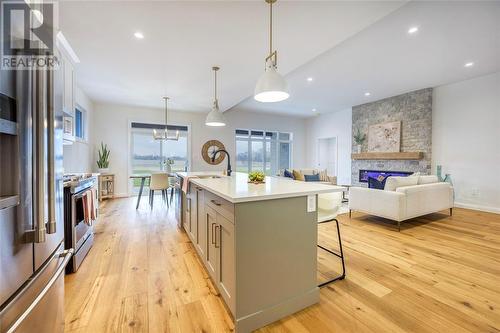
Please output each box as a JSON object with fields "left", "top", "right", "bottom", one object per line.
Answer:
{"left": 176, "top": 172, "right": 345, "bottom": 332}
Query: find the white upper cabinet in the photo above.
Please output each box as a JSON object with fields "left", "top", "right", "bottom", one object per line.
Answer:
{"left": 62, "top": 54, "right": 75, "bottom": 117}
{"left": 56, "top": 32, "right": 79, "bottom": 144}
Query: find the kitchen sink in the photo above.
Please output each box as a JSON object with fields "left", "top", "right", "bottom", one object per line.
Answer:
{"left": 196, "top": 175, "right": 222, "bottom": 179}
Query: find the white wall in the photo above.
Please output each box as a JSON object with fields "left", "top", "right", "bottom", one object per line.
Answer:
{"left": 305, "top": 108, "right": 352, "bottom": 185}
{"left": 91, "top": 103, "right": 307, "bottom": 196}
{"left": 62, "top": 87, "right": 95, "bottom": 173}
{"left": 433, "top": 72, "right": 500, "bottom": 213}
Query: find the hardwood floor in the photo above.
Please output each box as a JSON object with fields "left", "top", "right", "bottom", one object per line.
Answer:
{"left": 64, "top": 196, "right": 500, "bottom": 333}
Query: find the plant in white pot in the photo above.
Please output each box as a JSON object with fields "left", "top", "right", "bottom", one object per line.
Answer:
{"left": 164, "top": 158, "right": 174, "bottom": 173}
{"left": 97, "top": 142, "right": 110, "bottom": 173}
{"left": 353, "top": 128, "right": 366, "bottom": 154}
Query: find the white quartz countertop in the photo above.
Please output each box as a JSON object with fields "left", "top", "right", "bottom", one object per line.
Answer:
{"left": 177, "top": 172, "right": 345, "bottom": 203}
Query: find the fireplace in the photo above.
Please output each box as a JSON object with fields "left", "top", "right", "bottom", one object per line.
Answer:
{"left": 359, "top": 169, "right": 413, "bottom": 183}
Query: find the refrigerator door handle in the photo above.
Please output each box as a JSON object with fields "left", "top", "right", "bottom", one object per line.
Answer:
{"left": 33, "top": 69, "right": 46, "bottom": 243}
{"left": 46, "top": 67, "right": 56, "bottom": 234}
{"left": 34, "top": 68, "right": 47, "bottom": 243}
{"left": 5, "top": 249, "right": 74, "bottom": 333}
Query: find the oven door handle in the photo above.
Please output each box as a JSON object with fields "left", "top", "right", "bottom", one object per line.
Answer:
{"left": 73, "top": 191, "right": 89, "bottom": 200}
{"left": 5, "top": 249, "right": 74, "bottom": 333}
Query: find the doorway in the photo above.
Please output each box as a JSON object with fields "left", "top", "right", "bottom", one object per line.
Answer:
{"left": 317, "top": 137, "right": 337, "bottom": 176}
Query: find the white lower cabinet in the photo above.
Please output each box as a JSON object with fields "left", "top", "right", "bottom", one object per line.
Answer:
{"left": 189, "top": 188, "right": 198, "bottom": 241}
{"left": 205, "top": 205, "right": 218, "bottom": 280}
{"left": 183, "top": 194, "right": 191, "bottom": 233}
{"left": 216, "top": 213, "right": 235, "bottom": 312}
{"left": 184, "top": 188, "right": 235, "bottom": 315}
{"left": 195, "top": 187, "right": 206, "bottom": 258}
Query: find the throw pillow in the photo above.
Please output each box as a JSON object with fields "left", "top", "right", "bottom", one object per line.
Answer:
{"left": 368, "top": 176, "right": 387, "bottom": 190}
{"left": 283, "top": 169, "right": 294, "bottom": 179}
{"left": 384, "top": 175, "right": 419, "bottom": 191}
{"left": 318, "top": 169, "right": 329, "bottom": 182}
{"left": 304, "top": 174, "right": 320, "bottom": 182}
{"left": 293, "top": 170, "right": 305, "bottom": 181}
{"left": 301, "top": 169, "right": 317, "bottom": 176}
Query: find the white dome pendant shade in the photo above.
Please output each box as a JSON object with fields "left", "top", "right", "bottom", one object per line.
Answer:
{"left": 206, "top": 66, "right": 226, "bottom": 127}
{"left": 254, "top": 0, "right": 289, "bottom": 103}
{"left": 254, "top": 58, "right": 289, "bottom": 103}
{"left": 205, "top": 100, "right": 226, "bottom": 127}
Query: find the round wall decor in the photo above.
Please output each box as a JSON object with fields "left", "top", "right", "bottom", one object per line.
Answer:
{"left": 202, "top": 140, "right": 226, "bottom": 165}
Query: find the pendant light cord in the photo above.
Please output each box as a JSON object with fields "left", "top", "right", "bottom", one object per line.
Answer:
{"left": 213, "top": 67, "right": 219, "bottom": 104}
{"left": 164, "top": 97, "right": 168, "bottom": 131}
{"left": 265, "top": 0, "right": 277, "bottom": 67}
{"left": 269, "top": 0, "right": 273, "bottom": 56}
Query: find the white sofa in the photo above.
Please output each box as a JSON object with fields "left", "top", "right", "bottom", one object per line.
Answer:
{"left": 349, "top": 175, "right": 454, "bottom": 230}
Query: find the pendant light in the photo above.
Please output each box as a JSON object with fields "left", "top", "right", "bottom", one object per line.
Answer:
{"left": 205, "top": 66, "right": 226, "bottom": 127}
{"left": 153, "top": 97, "right": 179, "bottom": 141}
{"left": 254, "top": 0, "right": 289, "bottom": 103}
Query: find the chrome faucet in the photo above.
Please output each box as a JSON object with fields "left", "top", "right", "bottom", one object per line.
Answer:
{"left": 211, "top": 149, "right": 232, "bottom": 176}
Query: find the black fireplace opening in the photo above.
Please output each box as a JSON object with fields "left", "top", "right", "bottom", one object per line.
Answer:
{"left": 359, "top": 169, "right": 414, "bottom": 183}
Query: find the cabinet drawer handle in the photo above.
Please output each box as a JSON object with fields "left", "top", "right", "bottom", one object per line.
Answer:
{"left": 211, "top": 200, "right": 221, "bottom": 206}
{"left": 215, "top": 225, "right": 220, "bottom": 248}
{"left": 211, "top": 222, "right": 216, "bottom": 244}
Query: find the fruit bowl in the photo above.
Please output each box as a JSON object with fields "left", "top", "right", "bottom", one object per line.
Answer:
{"left": 248, "top": 171, "right": 265, "bottom": 184}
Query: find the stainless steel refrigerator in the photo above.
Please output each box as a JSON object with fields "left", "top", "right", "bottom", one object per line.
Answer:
{"left": 0, "top": 17, "right": 73, "bottom": 333}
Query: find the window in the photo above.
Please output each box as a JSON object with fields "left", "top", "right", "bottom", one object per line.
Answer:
{"left": 235, "top": 129, "right": 292, "bottom": 175}
{"left": 75, "top": 108, "right": 85, "bottom": 140}
{"left": 130, "top": 122, "right": 189, "bottom": 194}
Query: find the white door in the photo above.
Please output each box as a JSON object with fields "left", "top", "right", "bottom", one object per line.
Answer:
{"left": 317, "top": 137, "right": 337, "bottom": 176}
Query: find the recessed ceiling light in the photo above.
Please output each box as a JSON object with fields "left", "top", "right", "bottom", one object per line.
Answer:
{"left": 312, "top": 108, "right": 317, "bottom": 112}
{"left": 307, "top": 77, "right": 313, "bottom": 82}
{"left": 134, "top": 32, "right": 144, "bottom": 39}
{"left": 464, "top": 62, "right": 474, "bottom": 68}
{"left": 364, "top": 92, "right": 371, "bottom": 96}
{"left": 408, "top": 26, "right": 419, "bottom": 34}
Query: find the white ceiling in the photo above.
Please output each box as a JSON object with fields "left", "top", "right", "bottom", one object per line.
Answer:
{"left": 236, "top": 1, "right": 500, "bottom": 116}
{"left": 58, "top": 0, "right": 405, "bottom": 113}
{"left": 59, "top": 1, "right": 500, "bottom": 118}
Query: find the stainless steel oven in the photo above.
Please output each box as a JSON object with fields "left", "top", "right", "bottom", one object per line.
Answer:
{"left": 63, "top": 176, "right": 97, "bottom": 273}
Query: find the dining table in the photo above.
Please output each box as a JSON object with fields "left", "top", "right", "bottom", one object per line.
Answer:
{"left": 130, "top": 173, "right": 176, "bottom": 209}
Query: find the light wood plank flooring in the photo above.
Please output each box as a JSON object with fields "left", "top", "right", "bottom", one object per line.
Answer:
{"left": 65, "top": 196, "right": 500, "bottom": 333}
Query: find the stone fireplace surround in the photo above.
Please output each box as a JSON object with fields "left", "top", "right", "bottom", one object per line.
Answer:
{"left": 351, "top": 88, "right": 432, "bottom": 187}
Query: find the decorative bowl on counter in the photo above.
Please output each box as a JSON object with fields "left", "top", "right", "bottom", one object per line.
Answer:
{"left": 248, "top": 171, "right": 265, "bottom": 184}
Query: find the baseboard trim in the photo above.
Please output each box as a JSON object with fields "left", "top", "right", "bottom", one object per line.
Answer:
{"left": 235, "top": 287, "right": 320, "bottom": 333}
{"left": 454, "top": 202, "right": 500, "bottom": 214}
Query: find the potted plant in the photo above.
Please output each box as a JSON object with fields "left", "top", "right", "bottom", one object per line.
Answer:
{"left": 164, "top": 158, "right": 174, "bottom": 173}
{"left": 97, "top": 142, "right": 110, "bottom": 173}
{"left": 353, "top": 128, "right": 366, "bottom": 154}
